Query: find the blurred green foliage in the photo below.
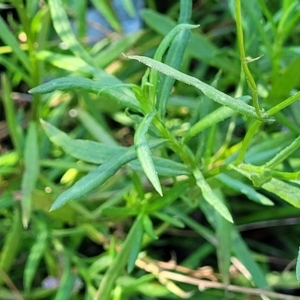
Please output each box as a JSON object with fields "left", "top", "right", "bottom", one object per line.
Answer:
{"left": 1, "top": 0, "right": 300, "bottom": 299}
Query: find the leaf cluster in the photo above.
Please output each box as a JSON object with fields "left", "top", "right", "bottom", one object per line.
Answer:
{"left": 1, "top": 0, "right": 300, "bottom": 299}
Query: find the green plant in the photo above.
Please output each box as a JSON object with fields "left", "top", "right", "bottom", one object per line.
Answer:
{"left": 1, "top": 0, "right": 300, "bottom": 299}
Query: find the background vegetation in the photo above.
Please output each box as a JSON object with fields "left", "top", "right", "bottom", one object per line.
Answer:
{"left": 1, "top": 0, "right": 300, "bottom": 299}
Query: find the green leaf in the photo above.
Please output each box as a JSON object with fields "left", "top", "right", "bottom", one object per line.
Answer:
{"left": 142, "top": 214, "right": 158, "bottom": 239}
{"left": 183, "top": 97, "right": 251, "bottom": 143}
{"left": 233, "top": 165, "right": 300, "bottom": 208}
{"left": 95, "top": 216, "right": 143, "bottom": 300}
{"left": 127, "top": 216, "right": 144, "bottom": 272}
{"left": 263, "top": 134, "right": 300, "bottom": 168}
{"left": 261, "top": 178, "right": 300, "bottom": 208}
{"left": 297, "top": 247, "right": 300, "bottom": 283}
{"left": 41, "top": 120, "right": 176, "bottom": 176}
{"left": 121, "top": 0, "right": 136, "bottom": 16}
{"left": 29, "top": 77, "right": 141, "bottom": 112}
{"left": 168, "top": 206, "right": 217, "bottom": 246}
{"left": 49, "top": 138, "right": 165, "bottom": 211}
{"left": 0, "top": 55, "right": 31, "bottom": 86}
{"left": 193, "top": 169, "right": 233, "bottom": 223}
{"left": 130, "top": 157, "right": 190, "bottom": 176}
{"left": 1, "top": 74, "right": 24, "bottom": 156}
{"left": 216, "top": 173, "right": 274, "bottom": 206}
{"left": 90, "top": 0, "right": 121, "bottom": 31}
{"left": 54, "top": 256, "right": 77, "bottom": 300}
{"left": 214, "top": 190, "right": 232, "bottom": 285}
{"left": 50, "top": 146, "right": 138, "bottom": 211}
{"left": 141, "top": 9, "right": 239, "bottom": 77}
{"left": 21, "top": 122, "right": 39, "bottom": 228}
{"left": 153, "top": 211, "right": 185, "bottom": 228}
{"left": 24, "top": 218, "right": 48, "bottom": 291}
{"left": 127, "top": 55, "right": 269, "bottom": 120}
{"left": 101, "top": 207, "right": 139, "bottom": 218}
{"left": 0, "top": 209, "right": 22, "bottom": 278}
{"left": 94, "top": 31, "right": 144, "bottom": 68}
{"left": 267, "top": 55, "right": 300, "bottom": 105}
{"left": 41, "top": 119, "right": 123, "bottom": 164}
{"left": 76, "top": 108, "right": 118, "bottom": 146}
{"left": 231, "top": 228, "right": 268, "bottom": 288}
{"left": 149, "top": 23, "right": 199, "bottom": 104}
{"left": 0, "top": 16, "right": 30, "bottom": 72}
{"left": 48, "top": 0, "right": 94, "bottom": 65}
{"left": 35, "top": 51, "right": 97, "bottom": 76}
{"left": 156, "top": 1, "right": 193, "bottom": 119}
{"left": 134, "top": 111, "right": 162, "bottom": 196}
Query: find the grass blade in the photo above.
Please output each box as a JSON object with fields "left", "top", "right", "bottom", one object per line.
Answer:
{"left": 297, "top": 247, "right": 300, "bottom": 283}
{"left": 0, "top": 209, "right": 22, "bottom": 280}
{"left": 54, "top": 256, "right": 77, "bottom": 300}
{"left": 127, "top": 215, "right": 144, "bottom": 272}
{"left": 90, "top": 0, "right": 121, "bottom": 31}
{"left": 134, "top": 111, "right": 162, "bottom": 196}
{"left": 24, "top": 218, "right": 48, "bottom": 291}
{"left": 76, "top": 108, "right": 118, "bottom": 146}
{"left": 215, "top": 191, "right": 232, "bottom": 285}
{"left": 95, "top": 215, "right": 143, "bottom": 300}
{"left": 0, "top": 16, "right": 30, "bottom": 71}
{"left": 48, "top": 0, "right": 94, "bottom": 65}
{"left": 21, "top": 122, "right": 39, "bottom": 228}
{"left": 1, "top": 74, "right": 24, "bottom": 156}
{"left": 231, "top": 228, "right": 268, "bottom": 288}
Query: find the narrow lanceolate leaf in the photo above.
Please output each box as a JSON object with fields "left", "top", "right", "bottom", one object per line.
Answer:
{"left": 127, "top": 216, "right": 144, "bottom": 272}
{"left": 50, "top": 139, "right": 165, "bottom": 211}
{"left": 54, "top": 255, "right": 77, "bottom": 300}
{"left": 50, "top": 146, "right": 139, "bottom": 211}
{"left": 48, "top": 0, "right": 94, "bottom": 65}
{"left": 1, "top": 74, "right": 24, "bottom": 156}
{"left": 30, "top": 78, "right": 141, "bottom": 112}
{"left": 41, "top": 120, "right": 175, "bottom": 175}
{"left": 296, "top": 247, "right": 300, "bottom": 282}
{"left": 156, "top": 0, "right": 193, "bottom": 119}
{"left": 233, "top": 165, "right": 300, "bottom": 208}
{"left": 183, "top": 101, "right": 251, "bottom": 143}
{"left": 216, "top": 173, "right": 274, "bottom": 206}
{"left": 193, "top": 168, "right": 233, "bottom": 223}
{"left": 134, "top": 112, "right": 163, "bottom": 196}
{"left": 41, "top": 119, "right": 124, "bottom": 164}
{"left": 263, "top": 134, "right": 300, "bottom": 168}
{"left": 127, "top": 55, "right": 269, "bottom": 120}
{"left": 231, "top": 228, "right": 268, "bottom": 288}
{"left": 261, "top": 178, "right": 300, "bottom": 208}
{"left": 24, "top": 219, "right": 48, "bottom": 291}
{"left": 214, "top": 190, "right": 232, "bottom": 285}
{"left": 21, "top": 122, "right": 39, "bottom": 228}
{"left": 149, "top": 23, "right": 199, "bottom": 103}
{"left": 95, "top": 216, "right": 143, "bottom": 300}
{"left": 0, "top": 209, "right": 22, "bottom": 278}
{"left": 0, "top": 16, "right": 30, "bottom": 72}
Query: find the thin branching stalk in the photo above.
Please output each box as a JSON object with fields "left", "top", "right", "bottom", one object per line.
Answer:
{"left": 235, "top": 0, "right": 263, "bottom": 119}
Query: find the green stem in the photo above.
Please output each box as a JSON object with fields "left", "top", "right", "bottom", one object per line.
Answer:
{"left": 235, "top": 121, "right": 262, "bottom": 165}
{"left": 235, "top": 0, "right": 263, "bottom": 119}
